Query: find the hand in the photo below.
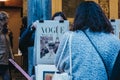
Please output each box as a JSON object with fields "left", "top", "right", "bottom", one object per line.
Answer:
{"left": 31, "top": 20, "right": 39, "bottom": 30}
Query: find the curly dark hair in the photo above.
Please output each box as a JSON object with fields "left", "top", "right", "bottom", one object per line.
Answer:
{"left": 72, "top": 1, "right": 113, "bottom": 33}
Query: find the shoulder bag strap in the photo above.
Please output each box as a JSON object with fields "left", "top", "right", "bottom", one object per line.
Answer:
{"left": 57, "top": 32, "right": 73, "bottom": 76}
{"left": 83, "top": 31, "right": 109, "bottom": 79}
{"left": 56, "top": 32, "right": 73, "bottom": 72}
{"left": 56, "top": 32, "right": 70, "bottom": 69}
{"left": 69, "top": 32, "right": 73, "bottom": 76}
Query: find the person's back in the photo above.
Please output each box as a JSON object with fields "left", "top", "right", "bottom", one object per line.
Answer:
{"left": 60, "top": 30, "right": 120, "bottom": 79}
{"left": 55, "top": 1, "right": 120, "bottom": 80}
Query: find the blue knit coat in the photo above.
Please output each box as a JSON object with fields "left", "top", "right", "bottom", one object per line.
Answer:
{"left": 55, "top": 30, "right": 120, "bottom": 80}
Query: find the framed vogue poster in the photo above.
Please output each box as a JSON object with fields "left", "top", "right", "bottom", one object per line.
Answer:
{"left": 34, "top": 20, "right": 69, "bottom": 65}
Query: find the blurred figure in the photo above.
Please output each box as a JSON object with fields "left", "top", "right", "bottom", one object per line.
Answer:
{"left": 55, "top": 1, "right": 120, "bottom": 80}
{"left": 19, "top": 19, "right": 35, "bottom": 76}
{"left": 19, "top": 16, "right": 28, "bottom": 72}
{"left": 0, "top": 11, "right": 14, "bottom": 80}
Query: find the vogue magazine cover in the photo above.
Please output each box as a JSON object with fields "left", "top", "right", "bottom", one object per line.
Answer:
{"left": 34, "top": 20, "right": 69, "bottom": 64}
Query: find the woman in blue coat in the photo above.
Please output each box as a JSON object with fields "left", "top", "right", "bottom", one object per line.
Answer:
{"left": 55, "top": 1, "right": 120, "bottom": 80}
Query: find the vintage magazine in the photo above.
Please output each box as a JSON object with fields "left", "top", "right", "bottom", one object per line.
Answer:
{"left": 34, "top": 20, "right": 69, "bottom": 65}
